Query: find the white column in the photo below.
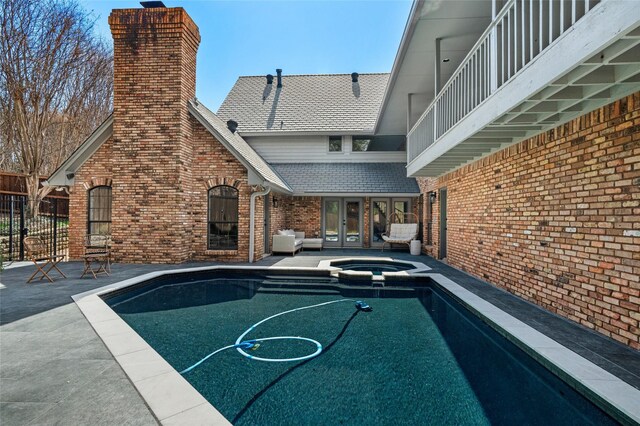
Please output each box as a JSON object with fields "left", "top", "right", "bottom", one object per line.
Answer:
{"left": 435, "top": 37, "right": 442, "bottom": 95}
{"left": 407, "top": 93, "right": 413, "bottom": 133}
{"left": 490, "top": 0, "right": 498, "bottom": 92}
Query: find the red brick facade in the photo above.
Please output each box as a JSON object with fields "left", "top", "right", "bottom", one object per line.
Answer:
{"left": 108, "top": 8, "right": 199, "bottom": 263}
{"left": 419, "top": 92, "right": 640, "bottom": 348}
{"left": 284, "top": 196, "right": 322, "bottom": 238}
{"left": 189, "top": 116, "right": 259, "bottom": 262}
{"left": 69, "top": 138, "right": 114, "bottom": 259}
{"left": 68, "top": 7, "right": 266, "bottom": 264}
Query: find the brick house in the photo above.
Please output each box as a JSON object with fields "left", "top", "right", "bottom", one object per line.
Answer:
{"left": 375, "top": 0, "right": 640, "bottom": 349}
{"left": 47, "top": 5, "right": 419, "bottom": 265}
{"left": 217, "top": 72, "right": 421, "bottom": 253}
{"left": 47, "top": 2, "right": 640, "bottom": 348}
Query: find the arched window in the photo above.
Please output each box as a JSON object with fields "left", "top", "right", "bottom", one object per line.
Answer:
{"left": 208, "top": 185, "right": 239, "bottom": 250}
{"left": 88, "top": 186, "right": 112, "bottom": 235}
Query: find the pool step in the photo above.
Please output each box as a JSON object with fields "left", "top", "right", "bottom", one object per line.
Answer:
{"left": 257, "top": 287, "right": 342, "bottom": 295}
{"left": 261, "top": 279, "right": 339, "bottom": 290}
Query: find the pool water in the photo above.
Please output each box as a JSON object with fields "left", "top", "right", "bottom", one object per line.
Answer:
{"left": 105, "top": 275, "right": 616, "bottom": 425}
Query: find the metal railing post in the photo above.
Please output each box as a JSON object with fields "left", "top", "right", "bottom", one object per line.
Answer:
{"left": 19, "top": 196, "right": 26, "bottom": 261}
{"left": 8, "top": 195, "right": 14, "bottom": 261}
{"left": 53, "top": 198, "right": 58, "bottom": 256}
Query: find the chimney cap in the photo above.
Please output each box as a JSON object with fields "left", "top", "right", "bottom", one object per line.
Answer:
{"left": 266, "top": 74, "right": 274, "bottom": 85}
{"left": 351, "top": 72, "right": 359, "bottom": 83}
{"left": 140, "top": 1, "right": 166, "bottom": 8}
{"left": 227, "top": 119, "right": 238, "bottom": 133}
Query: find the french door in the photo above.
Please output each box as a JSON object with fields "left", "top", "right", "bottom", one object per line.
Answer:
{"left": 322, "top": 198, "right": 363, "bottom": 247}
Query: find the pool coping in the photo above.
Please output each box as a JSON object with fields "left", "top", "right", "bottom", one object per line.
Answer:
{"left": 317, "top": 257, "right": 431, "bottom": 282}
{"left": 72, "top": 264, "right": 640, "bottom": 426}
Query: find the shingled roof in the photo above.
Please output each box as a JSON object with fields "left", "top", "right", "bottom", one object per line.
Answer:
{"left": 189, "top": 100, "right": 292, "bottom": 193}
{"left": 271, "top": 163, "right": 419, "bottom": 195}
{"left": 217, "top": 73, "right": 389, "bottom": 134}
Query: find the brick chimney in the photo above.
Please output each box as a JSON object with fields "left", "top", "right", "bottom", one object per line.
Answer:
{"left": 108, "top": 7, "right": 200, "bottom": 263}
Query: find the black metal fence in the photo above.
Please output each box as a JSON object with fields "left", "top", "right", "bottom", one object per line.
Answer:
{"left": 0, "top": 194, "right": 69, "bottom": 261}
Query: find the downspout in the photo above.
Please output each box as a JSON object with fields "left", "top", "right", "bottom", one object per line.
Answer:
{"left": 249, "top": 184, "right": 271, "bottom": 263}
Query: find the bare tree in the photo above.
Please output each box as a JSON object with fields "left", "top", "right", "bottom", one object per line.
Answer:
{"left": 0, "top": 0, "right": 112, "bottom": 217}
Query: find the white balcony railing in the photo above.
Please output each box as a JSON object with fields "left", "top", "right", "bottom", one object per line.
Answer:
{"left": 407, "top": 0, "right": 601, "bottom": 164}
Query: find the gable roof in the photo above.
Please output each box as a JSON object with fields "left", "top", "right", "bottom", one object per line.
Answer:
{"left": 47, "top": 101, "right": 292, "bottom": 194}
{"left": 271, "top": 163, "right": 419, "bottom": 195}
{"left": 47, "top": 115, "right": 114, "bottom": 186}
{"left": 217, "top": 73, "right": 389, "bottom": 135}
{"left": 188, "top": 100, "right": 291, "bottom": 193}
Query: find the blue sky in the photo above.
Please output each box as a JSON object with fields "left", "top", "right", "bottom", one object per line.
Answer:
{"left": 80, "top": 0, "right": 412, "bottom": 110}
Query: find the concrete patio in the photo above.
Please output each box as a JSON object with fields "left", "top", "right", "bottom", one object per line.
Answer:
{"left": 1, "top": 250, "right": 639, "bottom": 425}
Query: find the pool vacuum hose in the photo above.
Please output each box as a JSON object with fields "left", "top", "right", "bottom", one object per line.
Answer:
{"left": 180, "top": 299, "right": 371, "bottom": 374}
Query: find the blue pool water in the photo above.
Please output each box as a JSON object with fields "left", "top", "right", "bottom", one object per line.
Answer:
{"left": 105, "top": 273, "right": 617, "bottom": 425}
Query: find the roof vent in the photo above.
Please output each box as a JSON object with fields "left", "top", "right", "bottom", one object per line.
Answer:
{"left": 227, "top": 120, "right": 238, "bottom": 133}
{"left": 276, "top": 69, "right": 283, "bottom": 88}
{"left": 140, "top": 1, "right": 166, "bottom": 8}
{"left": 266, "top": 74, "right": 274, "bottom": 85}
{"left": 351, "top": 72, "right": 359, "bottom": 83}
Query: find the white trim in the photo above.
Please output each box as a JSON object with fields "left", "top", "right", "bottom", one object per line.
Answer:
{"left": 239, "top": 130, "right": 375, "bottom": 137}
{"left": 407, "top": 0, "right": 640, "bottom": 177}
{"left": 188, "top": 102, "right": 293, "bottom": 194}
{"left": 292, "top": 192, "right": 419, "bottom": 197}
{"left": 47, "top": 115, "right": 114, "bottom": 186}
{"left": 373, "top": 0, "right": 424, "bottom": 134}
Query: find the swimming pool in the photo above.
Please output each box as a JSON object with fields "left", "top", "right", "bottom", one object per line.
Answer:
{"left": 103, "top": 273, "right": 620, "bottom": 425}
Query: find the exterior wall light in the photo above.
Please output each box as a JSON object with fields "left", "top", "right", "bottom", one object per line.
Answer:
{"left": 429, "top": 191, "right": 437, "bottom": 203}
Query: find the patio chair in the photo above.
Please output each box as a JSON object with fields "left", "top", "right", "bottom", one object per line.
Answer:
{"left": 381, "top": 223, "right": 419, "bottom": 252}
{"left": 24, "top": 236, "right": 67, "bottom": 283}
{"left": 81, "top": 234, "right": 111, "bottom": 279}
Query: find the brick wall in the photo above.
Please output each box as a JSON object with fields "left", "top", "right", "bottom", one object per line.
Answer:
{"left": 68, "top": 7, "right": 268, "bottom": 264}
{"left": 418, "top": 178, "right": 438, "bottom": 257}
{"left": 108, "top": 8, "right": 200, "bottom": 263}
{"left": 284, "top": 196, "right": 322, "bottom": 238}
{"left": 69, "top": 138, "right": 114, "bottom": 259}
{"left": 190, "top": 117, "right": 256, "bottom": 262}
{"left": 269, "top": 193, "right": 287, "bottom": 238}
{"left": 420, "top": 93, "right": 640, "bottom": 348}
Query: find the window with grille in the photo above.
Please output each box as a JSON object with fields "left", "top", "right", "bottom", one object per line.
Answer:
{"left": 88, "top": 186, "right": 112, "bottom": 235}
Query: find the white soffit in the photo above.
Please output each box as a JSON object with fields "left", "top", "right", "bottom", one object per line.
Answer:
{"left": 376, "top": 0, "right": 492, "bottom": 135}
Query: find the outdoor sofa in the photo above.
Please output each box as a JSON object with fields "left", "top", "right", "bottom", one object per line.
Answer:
{"left": 272, "top": 230, "right": 323, "bottom": 255}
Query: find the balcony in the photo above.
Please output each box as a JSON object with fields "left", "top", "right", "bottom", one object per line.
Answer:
{"left": 407, "top": 0, "right": 640, "bottom": 177}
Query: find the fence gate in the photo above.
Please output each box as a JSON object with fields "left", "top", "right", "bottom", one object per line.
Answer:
{"left": 0, "top": 194, "right": 69, "bottom": 262}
